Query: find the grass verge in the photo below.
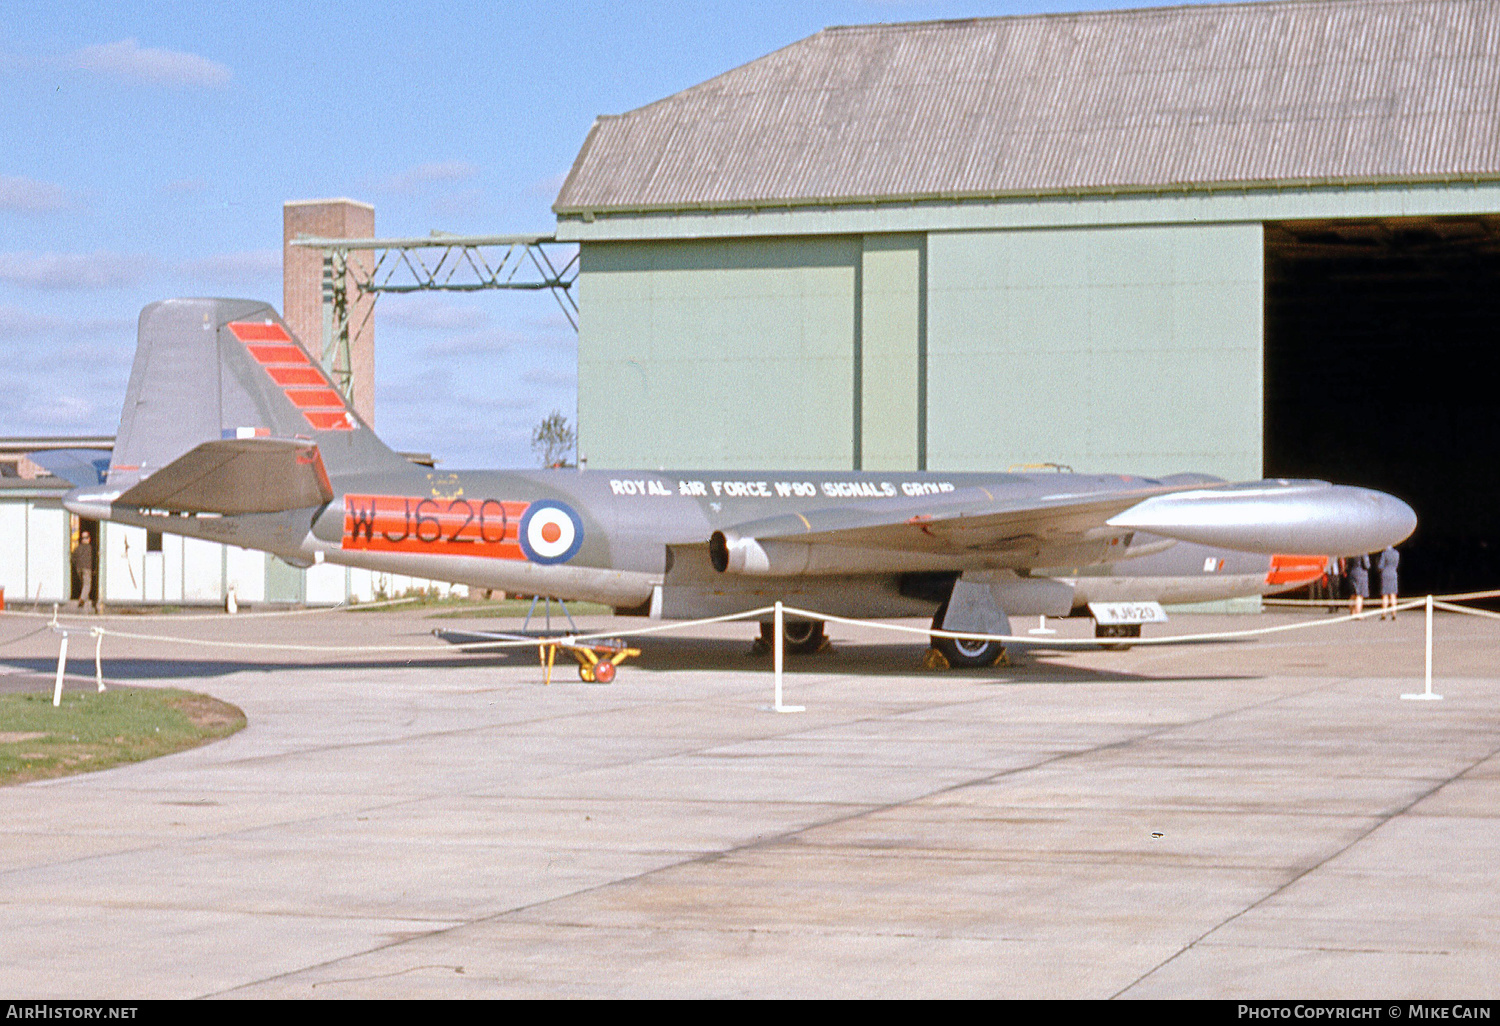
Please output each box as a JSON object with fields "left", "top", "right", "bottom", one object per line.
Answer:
{"left": 343, "top": 595, "right": 614, "bottom": 618}
{"left": 0, "top": 688, "right": 245, "bottom": 787}
{"left": 426, "top": 598, "right": 614, "bottom": 619}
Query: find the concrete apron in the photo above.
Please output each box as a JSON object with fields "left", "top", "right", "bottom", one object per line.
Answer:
{"left": 0, "top": 607, "right": 1495, "bottom": 998}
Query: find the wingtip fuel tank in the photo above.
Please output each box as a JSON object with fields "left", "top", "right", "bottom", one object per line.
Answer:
{"left": 1106, "top": 480, "right": 1417, "bottom": 557}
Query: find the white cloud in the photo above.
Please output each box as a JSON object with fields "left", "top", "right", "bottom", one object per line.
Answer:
{"left": 69, "top": 39, "right": 230, "bottom": 88}
{"left": 0, "top": 304, "right": 60, "bottom": 338}
{"left": 521, "top": 365, "right": 577, "bottom": 389}
{"left": 379, "top": 161, "right": 480, "bottom": 194}
{"left": 422, "top": 332, "right": 516, "bottom": 357}
{"left": 0, "top": 304, "right": 133, "bottom": 343}
{"left": 375, "top": 161, "right": 488, "bottom": 220}
{"left": 376, "top": 295, "right": 564, "bottom": 356}
{"left": 378, "top": 294, "right": 489, "bottom": 332}
{"left": 529, "top": 169, "right": 570, "bottom": 200}
{"left": 0, "top": 250, "right": 157, "bottom": 290}
{"left": 176, "top": 249, "right": 281, "bottom": 285}
{"left": 0, "top": 346, "right": 133, "bottom": 435}
{"left": 21, "top": 391, "right": 101, "bottom": 428}
{"left": 430, "top": 187, "right": 490, "bottom": 221}
{"left": 0, "top": 175, "right": 67, "bottom": 213}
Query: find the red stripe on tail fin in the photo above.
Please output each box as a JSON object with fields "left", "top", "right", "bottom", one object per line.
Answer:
{"left": 228, "top": 322, "right": 292, "bottom": 343}
{"left": 246, "top": 343, "right": 311, "bottom": 366}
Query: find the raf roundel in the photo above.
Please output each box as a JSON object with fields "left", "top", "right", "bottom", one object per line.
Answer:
{"left": 519, "top": 500, "right": 584, "bottom": 565}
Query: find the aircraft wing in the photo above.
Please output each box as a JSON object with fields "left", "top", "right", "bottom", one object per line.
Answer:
{"left": 711, "top": 478, "right": 1416, "bottom": 573}
{"left": 709, "top": 480, "right": 1184, "bottom": 573}
{"left": 114, "top": 437, "right": 334, "bottom": 515}
{"left": 744, "top": 485, "right": 1166, "bottom": 550}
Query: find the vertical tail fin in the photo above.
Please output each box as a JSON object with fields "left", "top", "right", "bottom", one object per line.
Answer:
{"left": 109, "top": 298, "right": 412, "bottom": 492}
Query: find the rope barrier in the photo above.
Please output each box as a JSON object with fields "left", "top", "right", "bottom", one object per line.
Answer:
{"left": 1263, "top": 587, "right": 1500, "bottom": 607}
{"left": 0, "top": 595, "right": 427, "bottom": 622}
{"left": 32, "top": 589, "right": 1500, "bottom": 710}
{"left": 33, "top": 593, "right": 1488, "bottom": 658}
{"left": 79, "top": 604, "right": 780, "bottom": 655}
{"left": 1433, "top": 600, "right": 1500, "bottom": 621}
{"left": 780, "top": 599, "right": 1431, "bottom": 648}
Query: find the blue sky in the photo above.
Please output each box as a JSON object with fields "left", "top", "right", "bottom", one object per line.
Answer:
{"left": 1, "top": 0, "right": 1218, "bottom": 468}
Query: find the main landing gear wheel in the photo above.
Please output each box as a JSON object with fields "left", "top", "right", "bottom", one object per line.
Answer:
{"left": 1094, "top": 622, "right": 1140, "bottom": 651}
{"left": 929, "top": 602, "right": 1006, "bottom": 668}
{"left": 758, "top": 618, "right": 827, "bottom": 655}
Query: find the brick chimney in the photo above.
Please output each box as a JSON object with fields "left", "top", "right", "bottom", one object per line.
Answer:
{"left": 283, "top": 199, "right": 376, "bottom": 426}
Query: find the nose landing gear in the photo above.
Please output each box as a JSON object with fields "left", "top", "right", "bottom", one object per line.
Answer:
{"left": 755, "top": 618, "right": 829, "bottom": 655}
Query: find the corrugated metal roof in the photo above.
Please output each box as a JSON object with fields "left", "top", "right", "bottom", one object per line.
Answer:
{"left": 555, "top": 0, "right": 1500, "bottom": 214}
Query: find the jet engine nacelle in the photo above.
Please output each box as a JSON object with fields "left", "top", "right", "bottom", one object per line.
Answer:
{"left": 709, "top": 531, "right": 961, "bottom": 575}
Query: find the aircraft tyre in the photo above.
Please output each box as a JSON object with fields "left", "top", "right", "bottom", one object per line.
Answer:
{"left": 759, "top": 618, "right": 827, "bottom": 655}
{"left": 1094, "top": 622, "right": 1140, "bottom": 651}
{"left": 930, "top": 603, "right": 1006, "bottom": 668}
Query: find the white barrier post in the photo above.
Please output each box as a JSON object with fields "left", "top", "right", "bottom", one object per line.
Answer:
{"left": 93, "top": 628, "right": 105, "bottom": 693}
{"left": 1403, "top": 594, "right": 1443, "bottom": 701}
{"left": 52, "top": 631, "right": 68, "bottom": 707}
{"left": 765, "top": 600, "right": 804, "bottom": 714}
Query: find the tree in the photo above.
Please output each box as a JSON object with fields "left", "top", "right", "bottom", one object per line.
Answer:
{"left": 531, "top": 410, "right": 576, "bottom": 468}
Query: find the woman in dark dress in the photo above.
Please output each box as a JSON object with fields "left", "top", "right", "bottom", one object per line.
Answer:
{"left": 1377, "top": 547, "right": 1400, "bottom": 620}
{"left": 1347, "top": 553, "right": 1370, "bottom": 615}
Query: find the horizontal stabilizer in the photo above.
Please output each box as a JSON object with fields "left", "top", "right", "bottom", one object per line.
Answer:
{"left": 26, "top": 449, "right": 111, "bottom": 488}
{"left": 115, "top": 437, "right": 333, "bottom": 515}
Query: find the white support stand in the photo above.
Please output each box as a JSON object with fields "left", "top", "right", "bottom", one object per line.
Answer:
{"left": 93, "top": 628, "right": 105, "bottom": 693}
{"left": 1028, "top": 615, "right": 1057, "bottom": 635}
{"left": 52, "top": 631, "right": 69, "bottom": 708}
{"left": 1403, "top": 594, "right": 1443, "bottom": 701}
{"left": 764, "top": 601, "right": 804, "bottom": 713}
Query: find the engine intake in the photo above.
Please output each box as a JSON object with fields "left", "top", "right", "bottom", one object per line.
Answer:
{"left": 710, "top": 530, "right": 774, "bottom": 573}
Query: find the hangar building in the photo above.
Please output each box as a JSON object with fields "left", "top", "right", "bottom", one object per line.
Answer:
{"left": 555, "top": 0, "right": 1500, "bottom": 594}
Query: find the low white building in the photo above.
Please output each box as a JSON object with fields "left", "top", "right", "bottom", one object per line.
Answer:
{"left": 0, "top": 473, "right": 70, "bottom": 609}
{"left": 95, "top": 522, "right": 463, "bottom": 607}
{"left": 1, "top": 438, "right": 465, "bottom": 610}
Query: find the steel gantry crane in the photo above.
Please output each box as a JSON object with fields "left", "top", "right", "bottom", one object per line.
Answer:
{"left": 288, "top": 231, "right": 579, "bottom": 407}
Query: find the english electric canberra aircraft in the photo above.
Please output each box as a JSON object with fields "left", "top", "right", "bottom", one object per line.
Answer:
{"left": 61, "top": 299, "right": 1416, "bottom": 666}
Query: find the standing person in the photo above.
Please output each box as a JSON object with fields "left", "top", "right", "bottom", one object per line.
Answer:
{"left": 1377, "top": 546, "right": 1400, "bottom": 619}
{"left": 1347, "top": 552, "right": 1370, "bottom": 616}
{"left": 1319, "top": 556, "right": 1345, "bottom": 610}
{"left": 72, "top": 529, "right": 95, "bottom": 611}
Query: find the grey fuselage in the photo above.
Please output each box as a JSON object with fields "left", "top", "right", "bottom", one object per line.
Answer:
{"left": 70, "top": 298, "right": 1384, "bottom": 625}
{"left": 84, "top": 463, "right": 1301, "bottom": 620}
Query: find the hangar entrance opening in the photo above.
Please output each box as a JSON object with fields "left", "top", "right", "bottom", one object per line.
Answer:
{"left": 1265, "top": 216, "right": 1500, "bottom": 596}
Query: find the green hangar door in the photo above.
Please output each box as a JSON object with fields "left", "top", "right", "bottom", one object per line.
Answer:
{"left": 1264, "top": 216, "right": 1500, "bottom": 595}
